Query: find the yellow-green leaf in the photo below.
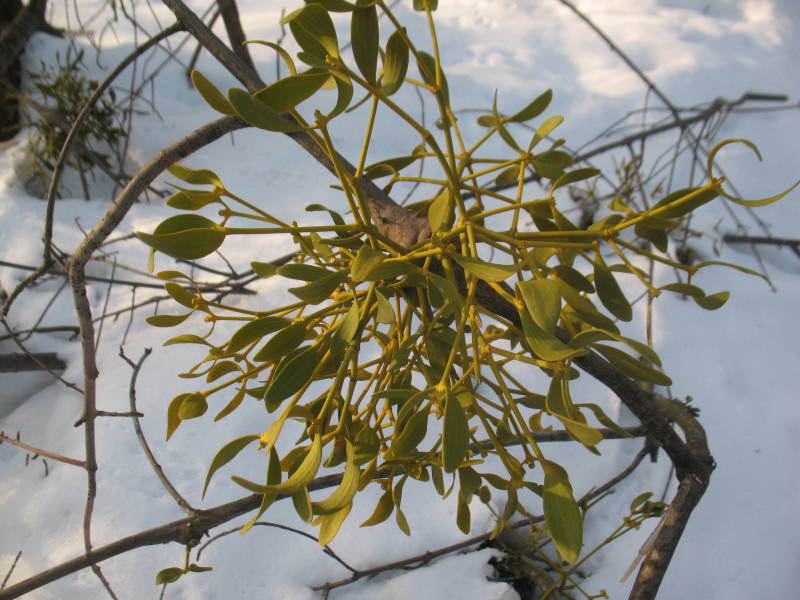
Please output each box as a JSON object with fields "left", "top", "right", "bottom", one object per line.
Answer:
{"left": 136, "top": 213, "right": 225, "bottom": 260}
{"left": 253, "top": 322, "right": 306, "bottom": 363}
{"left": 251, "top": 261, "right": 279, "bottom": 278}
{"left": 166, "top": 393, "right": 189, "bottom": 440}
{"left": 351, "top": 245, "right": 385, "bottom": 281}
{"left": 155, "top": 567, "right": 183, "bottom": 585}
{"left": 542, "top": 460, "right": 583, "bottom": 563}
{"left": 264, "top": 346, "right": 318, "bottom": 407}
{"left": 313, "top": 442, "right": 360, "bottom": 514}
{"left": 570, "top": 329, "right": 661, "bottom": 366}
{"left": 202, "top": 434, "right": 259, "bottom": 498}
{"left": 529, "top": 115, "right": 564, "bottom": 152}
{"left": 282, "top": 3, "right": 339, "bottom": 59}
{"left": 164, "top": 280, "right": 197, "bottom": 307}
{"left": 517, "top": 279, "right": 561, "bottom": 333}
{"left": 254, "top": 68, "right": 329, "bottom": 114}
{"left": 660, "top": 283, "right": 729, "bottom": 311}
{"left": 442, "top": 389, "right": 469, "bottom": 473}
{"left": 509, "top": 88, "right": 552, "bottom": 123}
{"left": 178, "top": 393, "right": 207, "bottom": 420}
{"left": 375, "top": 290, "right": 395, "bottom": 324}
{"left": 387, "top": 409, "right": 428, "bottom": 458}
{"left": 228, "top": 316, "right": 292, "bottom": 353}
{"left": 214, "top": 385, "right": 247, "bottom": 422}
{"left": 191, "top": 70, "right": 236, "bottom": 116}
{"left": 591, "top": 343, "right": 672, "bottom": 386}
{"left": 233, "top": 433, "right": 322, "bottom": 495}
{"left": 361, "top": 490, "right": 394, "bottom": 527}
{"left": 428, "top": 188, "right": 452, "bottom": 233}
{"left": 593, "top": 259, "right": 632, "bottom": 322}
{"left": 317, "top": 501, "right": 353, "bottom": 546}
{"left": 146, "top": 313, "right": 191, "bottom": 328}
{"left": 456, "top": 493, "right": 471, "bottom": 534}
{"left": 289, "top": 271, "right": 348, "bottom": 304}
{"left": 519, "top": 307, "right": 580, "bottom": 362}
{"left": 293, "top": 487, "right": 313, "bottom": 522}
{"left": 227, "top": 88, "right": 302, "bottom": 132}
{"left": 167, "top": 163, "right": 223, "bottom": 187}
{"left": 332, "top": 301, "right": 360, "bottom": 354}
{"left": 240, "top": 447, "right": 281, "bottom": 534}
{"left": 451, "top": 254, "right": 517, "bottom": 282}
{"left": 206, "top": 360, "right": 242, "bottom": 383}
{"left": 382, "top": 30, "right": 409, "bottom": 96}
{"left": 351, "top": 4, "right": 379, "bottom": 84}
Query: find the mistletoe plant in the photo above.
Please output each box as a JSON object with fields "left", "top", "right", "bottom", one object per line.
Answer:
{"left": 136, "top": 0, "right": 795, "bottom": 571}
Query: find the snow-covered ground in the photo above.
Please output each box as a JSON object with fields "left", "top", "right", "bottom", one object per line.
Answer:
{"left": 1, "top": 1, "right": 798, "bottom": 598}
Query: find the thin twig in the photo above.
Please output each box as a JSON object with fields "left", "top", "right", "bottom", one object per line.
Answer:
{"left": 0, "top": 552, "right": 22, "bottom": 591}
{"left": 195, "top": 521, "right": 358, "bottom": 574}
{"left": 0, "top": 432, "right": 85, "bottom": 468}
{"left": 119, "top": 347, "right": 196, "bottom": 515}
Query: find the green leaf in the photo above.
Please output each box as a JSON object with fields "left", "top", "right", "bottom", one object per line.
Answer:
{"left": 517, "top": 279, "right": 561, "bottom": 333}
{"left": 442, "top": 389, "right": 469, "bottom": 473}
{"left": 155, "top": 567, "right": 183, "bottom": 585}
{"left": 375, "top": 290, "right": 395, "bottom": 324}
{"left": 166, "top": 189, "right": 222, "bottom": 211}
{"left": 591, "top": 343, "right": 672, "bottom": 386}
{"left": 282, "top": 3, "right": 340, "bottom": 59}
{"left": 228, "top": 316, "right": 292, "bottom": 353}
{"left": 361, "top": 490, "right": 394, "bottom": 527}
{"left": 351, "top": 4, "right": 379, "bottom": 84}
{"left": 456, "top": 493, "right": 471, "bottom": 534}
{"left": 570, "top": 329, "right": 662, "bottom": 366}
{"left": 417, "top": 51, "right": 448, "bottom": 105}
{"left": 450, "top": 254, "right": 517, "bottom": 282}
{"left": 652, "top": 186, "right": 720, "bottom": 219}
{"left": 136, "top": 214, "right": 226, "bottom": 261}
{"left": 428, "top": 188, "right": 452, "bottom": 233}
{"left": 206, "top": 360, "right": 242, "bottom": 383}
{"left": 264, "top": 346, "right": 318, "bottom": 407}
{"left": 318, "top": 500, "right": 353, "bottom": 545}
{"left": 552, "top": 265, "right": 594, "bottom": 293}
{"left": 509, "top": 88, "right": 552, "bottom": 123}
{"left": 351, "top": 245, "right": 385, "bottom": 282}
{"left": 660, "top": 283, "right": 729, "bottom": 311}
{"left": 202, "top": 434, "right": 260, "bottom": 498}
{"left": 382, "top": 30, "right": 409, "bottom": 96}
{"left": 364, "top": 154, "right": 418, "bottom": 179}
{"left": 191, "top": 70, "right": 236, "bottom": 116}
{"left": 413, "top": 0, "right": 438, "bottom": 11}
{"left": 146, "top": 313, "right": 191, "bottom": 328}
{"left": 551, "top": 168, "right": 601, "bottom": 192}
{"left": 251, "top": 261, "right": 279, "bottom": 278}
{"left": 167, "top": 163, "right": 223, "bottom": 187}
{"left": 387, "top": 409, "right": 428, "bottom": 458}
{"left": 233, "top": 433, "right": 322, "bottom": 495}
{"left": 313, "top": 442, "right": 360, "bottom": 514}
{"left": 529, "top": 115, "right": 564, "bottom": 152}
{"left": 518, "top": 305, "right": 580, "bottom": 362}
{"left": 542, "top": 461, "right": 583, "bottom": 563}
{"left": 593, "top": 259, "right": 632, "bottom": 322}
{"left": 254, "top": 69, "right": 329, "bottom": 115}
{"left": 178, "top": 393, "right": 208, "bottom": 420}
{"left": 227, "top": 88, "right": 302, "bottom": 132}
{"left": 164, "top": 334, "right": 211, "bottom": 347}
{"left": 214, "top": 386, "right": 247, "bottom": 422}
{"left": 166, "top": 393, "right": 189, "bottom": 440}
{"left": 546, "top": 378, "right": 603, "bottom": 448}
{"left": 164, "top": 282, "right": 196, "bottom": 309}
{"left": 187, "top": 563, "right": 213, "bottom": 573}
{"left": 278, "top": 263, "right": 332, "bottom": 281}
{"left": 289, "top": 271, "right": 348, "bottom": 304}
{"left": 240, "top": 447, "right": 282, "bottom": 534}
{"left": 332, "top": 301, "right": 360, "bottom": 354}
{"left": 326, "top": 71, "right": 354, "bottom": 119}
{"left": 292, "top": 487, "right": 313, "bottom": 523}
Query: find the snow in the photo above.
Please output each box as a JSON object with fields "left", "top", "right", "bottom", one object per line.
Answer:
{"left": 1, "top": 1, "right": 798, "bottom": 599}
